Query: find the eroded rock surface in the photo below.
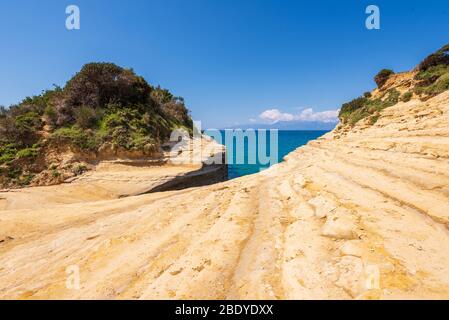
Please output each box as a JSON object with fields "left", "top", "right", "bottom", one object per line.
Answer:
{"left": 1, "top": 92, "right": 449, "bottom": 300}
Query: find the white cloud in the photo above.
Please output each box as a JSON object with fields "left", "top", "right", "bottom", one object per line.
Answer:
{"left": 297, "top": 108, "right": 339, "bottom": 123}
{"left": 259, "top": 109, "right": 296, "bottom": 123}
{"left": 257, "top": 108, "right": 339, "bottom": 124}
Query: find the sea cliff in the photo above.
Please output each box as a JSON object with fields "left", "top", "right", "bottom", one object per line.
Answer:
{"left": 1, "top": 57, "right": 449, "bottom": 300}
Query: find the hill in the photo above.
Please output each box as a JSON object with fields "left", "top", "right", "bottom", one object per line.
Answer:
{"left": 338, "top": 43, "right": 449, "bottom": 126}
{"left": 1, "top": 45, "right": 449, "bottom": 299}
{"left": 0, "top": 63, "right": 193, "bottom": 188}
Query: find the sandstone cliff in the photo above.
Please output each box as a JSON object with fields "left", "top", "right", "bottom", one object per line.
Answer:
{"left": 1, "top": 64, "right": 449, "bottom": 300}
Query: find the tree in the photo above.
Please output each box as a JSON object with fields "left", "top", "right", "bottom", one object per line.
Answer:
{"left": 64, "top": 63, "right": 153, "bottom": 109}
{"left": 374, "top": 69, "right": 394, "bottom": 88}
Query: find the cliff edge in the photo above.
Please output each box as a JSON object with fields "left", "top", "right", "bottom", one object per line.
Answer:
{"left": 1, "top": 47, "right": 449, "bottom": 299}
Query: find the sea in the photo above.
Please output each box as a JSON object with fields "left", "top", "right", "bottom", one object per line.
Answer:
{"left": 206, "top": 130, "right": 329, "bottom": 179}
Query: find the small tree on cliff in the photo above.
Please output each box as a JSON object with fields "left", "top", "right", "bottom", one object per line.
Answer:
{"left": 374, "top": 69, "right": 394, "bottom": 88}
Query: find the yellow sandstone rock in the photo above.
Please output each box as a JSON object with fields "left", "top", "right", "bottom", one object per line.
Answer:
{"left": 1, "top": 79, "right": 449, "bottom": 300}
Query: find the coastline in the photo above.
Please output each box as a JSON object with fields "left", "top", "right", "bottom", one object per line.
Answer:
{"left": 1, "top": 91, "right": 448, "bottom": 299}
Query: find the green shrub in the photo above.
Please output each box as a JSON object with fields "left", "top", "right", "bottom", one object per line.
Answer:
{"left": 8, "top": 111, "right": 43, "bottom": 146}
{"left": 339, "top": 97, "right": 368, "bottom": 120}
{"left": 413, "top": 49, "right": 449, "bottom": 99}
{"left": 129, "top": 133, "right": 154, "bottom": 150}
{"left": 44, "top": 105, "right": 58, "bottom": 126}
{"left": 151, "top": 86, "right": 192, "bottom": 128}
{"left": 339, "top": 89, "right": 400, "bottom": 126}
{"left": 0, "top": 62, "right": 194, "bottom": 187}
{"left": 7, "top": 168, "right": 22, "bottom": 179}
{"left": 75, "top": 106, "right": 100, "bottom": 129}
{"left": 416, "top": 73, "right": 449, "bottom": 97}
{"left": 0, "top": 143, "right": 19, "bottom": 164}
{"left": 16, "top": 147, "right": 39, "bottom": 159}
{"left": 102, "top": 110, "right": 131, "bottom": 130}
{"left": 347, "top": 109, "right": 368, "bottom": 126}
{"left": 19, "top": 173, "right": 34, "bottom": 186}
{"left": 64, "top": 63, "right": 152, "bottom": 109}
{"left": 0, "top": 154, "right": 15, "bottom": 164}
{"left": 369, "top": 114, "right": 381, "bottom": 125}
{"left": 374, "top": 69, "right": 394, "bottom": 88}
{"left": 434, "top": 73, "right": 449, "bottom": 91}
{"left": 51, "top": 127, "right": 100, "bottom": 150}
{"left": 417, "top": 44, "right": 449, "bottom": 71}
{"left": 384, "top": 88, "right": 400, "bottom": 105}
{"left": 14, "top": 111, "right": 41, "bottom": 129}
{"left": 151, "top": 86, "right": 174, "bottom": 105}
{"left": 72, "top": 164, "right": 88, "bottom": 176}
{"left": 21, "top": 87, "right": 63, "bottom": 113}
{"left": 415, "top": 64, "right": 449, "bottom": 86}
{"left": 401, "top": 92, "right": 413, "bottom": 102}
{"left": 51, "top": 169, "right": 60, "bottom": 178}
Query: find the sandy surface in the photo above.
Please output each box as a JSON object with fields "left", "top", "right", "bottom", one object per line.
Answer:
{"left": 0, "top": 163, "right": 200, "bottom": 211}
{"left": 1, "top": 92, "right": 449, "bottom": 299}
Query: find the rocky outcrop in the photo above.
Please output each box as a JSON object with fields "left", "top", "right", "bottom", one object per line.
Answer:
{"left": 0, "top": 84, "right": 449, "bottom": 300}
{"left": 0, "top": 136, "right": 226, "bottom": 210}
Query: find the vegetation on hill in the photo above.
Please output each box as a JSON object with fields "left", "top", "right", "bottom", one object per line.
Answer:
{"left": 0, "top": 63, "right": 193, "bottom": 187}
{"left": 339, "top": 43, "right": 449, "bottom": 126}
{"left": 339, "top": 88, "right": 400, "bottom": 126}
{"left": 374, "top": 69, "right": 395, "bottom": 88}
{"left": 413, "top": 44, "right": 449, "bottom": 98}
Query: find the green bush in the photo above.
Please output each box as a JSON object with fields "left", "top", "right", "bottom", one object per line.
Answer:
{"left": 374, "top": 69, "right": 394, "bottom": 88}
{"left": 0, "top": 62, "right": 194, "bottom": 187}
{"left": 339, "top": 89, "right": 400, "bottom": 126}
{"left": 368, "top": 114, "right": 381, "bottom": 125}
{"left": 0, "top": 143, "right": 18, "bottom": 164}
{"left": 417, "top": 44, "right": 449, "bottom": 71}
{"left": 21, "top": 87, "right": 63, "bottom": 113}
{"left": 337, "top": 44, "right": 449, "bottom": 127}
{"left": 434, "top": 73, "right": 449, "bottom": 91}
{"left": 384, "top": 88, "right": 400, "bottom": 105}
{"left": 151, "top": 86, "right": 174, "bottom": 105}
{"left": 51, "top": 127, "right": 100, "bottom": 150}
{"left": 44, "top": 105, "right": 58, "bottom": 126}
{"left": 401, "top": 92, "right": 413, "bottom": 102}
{"left": 9, "top": 111, "right": 42, "bottom": 146}
{"left": 339, "top": 97, "right": 367, "bottom": 119}
{"left": 64, "top": 63, "right": 153, "bottom": 109}
{"left": 415, "top": 64, "right": 449, "bottom": 86}
{"left": 72, "top": 164, "right": 87, "bottom": 176}
{"left": 75, "top": 106, "right": 100, "bottom": 129}
{"left": 16, "top": 147, "right": 39, "bottom": 159}
{"left": 18, "top": 173, "right": 35, "bottom": 186}
{"left": 0, "top": 154, "right": 15, "bottom": 164}
{"left": 14, "top": 111, "right": 42, "bottom": 131}
{"left": 151, "top": 86, "right": 192, "bottom": 127}
{"left": 7, "top": 168, "right": 22, "bottom": 179}
{"left": 102, "top": 110, "right": 131, "bottom": 130}
{"left": 51, "top": 169, "right": 60, "bottom": 178}
{"left": 416, "top": 73, "right": 449, "bottom": 97}
{"left": 413, "top": 50, "right": 449, "bottom": 99}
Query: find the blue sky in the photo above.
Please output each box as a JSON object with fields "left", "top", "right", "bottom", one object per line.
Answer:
{"left": 0, "top": 0, "right": 448, "bottom": 128}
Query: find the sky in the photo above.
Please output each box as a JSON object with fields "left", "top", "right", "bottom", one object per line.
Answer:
{"left": 0, "top": 0, "right": 449, "bottom": 128}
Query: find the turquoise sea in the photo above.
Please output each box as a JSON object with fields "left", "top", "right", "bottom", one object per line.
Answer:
{"left": 208, "top": 130, "right": 329, "bottom": 179}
